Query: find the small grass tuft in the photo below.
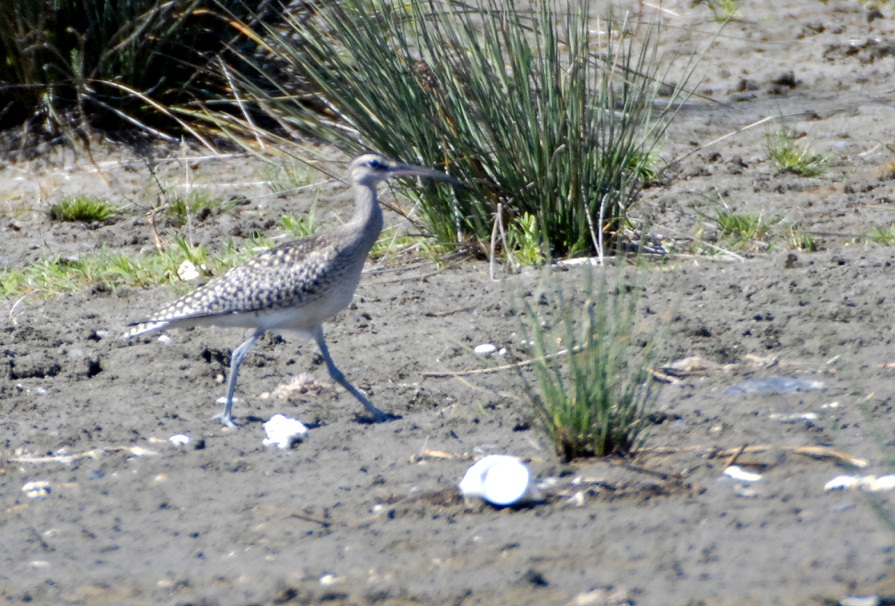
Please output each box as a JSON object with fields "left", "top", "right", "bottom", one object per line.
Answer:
{"left": 714, "top": 210, "right": 779, "bottom": 250}
{"left": 264, "top": 162, "right": 314, "bottom": 194}
{"left": 785, "top": 225, "right": 818, "bottom": 252}
{"left": 506, "top": 212, "right": 547, "bottom": 266}
{"left": 518, "top": 268, "right": 661, "bottom": 460}
{"left": 870, "top": 224, "right": 895, "bottom": 246}
{"left": 164, "top": 192, "right": 235, "bottom": 226}
{"left": 766, "top": 127, "right": 832, "bottom": 177}
{"left": 702, "top": 0, "right": 741, "bottom": 21}
{"left": 280, "top": 206, "right": 318, "bottom": 240}
{"left": 48, "top": 195, "right": 118, "bottom": 223}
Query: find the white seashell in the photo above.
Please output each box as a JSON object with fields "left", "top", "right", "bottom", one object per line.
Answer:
{"left": 768, "top": 412, "right": 818, "bottom": 422}
{"left": 474, "top": 343, "right": 498, "bottom": 355}
{"left": 723, "top": 465, "right": 762, "bottom": 482}
{"left": 22, "top": 480, "right": 51, "bottom": 499}
{"left": 825, "top": 475, "right": 861, "bottom": 491}
{"left": 157, "top": 334, "right": 173, "bottom": 345}
{"left": 262, "top": 414, "right": 308, "bottom": 449}
{"left": 169, "top": 434, "right": 190, "bottom": 446}
{"left": 824, "top": 474, "right": 895, "bottom": 492}
{"left": 177, "top": 260, "right": 201, "bottom": 281}
{"left": 865, "top": 475, "right": 895, "bottom": 492}
{"left": 458, "top": 455, "right": 538, "bottom": 506}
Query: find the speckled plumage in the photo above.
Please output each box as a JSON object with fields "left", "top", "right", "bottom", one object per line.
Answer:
{"left": 123, "top": 227, "right": 371, "bottom": 337}
{"left": 123, "top": 154, "right": 462, "bottom": 427}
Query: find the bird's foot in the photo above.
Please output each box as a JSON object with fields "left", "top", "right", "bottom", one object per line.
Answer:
{"left": 213, "top": 412, "right": 240, "bottom": 428}
{"left": 360, "top": 410, "right": 400, "bottom": 424}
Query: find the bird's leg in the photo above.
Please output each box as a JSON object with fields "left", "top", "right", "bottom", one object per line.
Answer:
{"left": 313, "top": 326, "right": 389, "bottom": 422}
{"left": 215, "top": 330, "right": 263, "bottom": 428}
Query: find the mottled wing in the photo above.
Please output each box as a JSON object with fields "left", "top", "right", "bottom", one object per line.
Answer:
{"left": 123, "top": 235, "right": 339, "bottom": 338}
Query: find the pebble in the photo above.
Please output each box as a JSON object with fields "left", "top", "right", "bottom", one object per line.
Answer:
{"left": 474, "top": 343, "right": 498, "bottom": 355}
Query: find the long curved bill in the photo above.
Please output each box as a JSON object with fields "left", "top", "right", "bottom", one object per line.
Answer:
{"left": 387, "top": 161, "right": 467, "bottom": 189}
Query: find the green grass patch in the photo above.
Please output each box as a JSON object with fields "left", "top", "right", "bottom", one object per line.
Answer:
{"left": 505, "top": 212, "right": 547, "bottom": 267}
{"left": 48, "top": 195, "right": 119, "bottom": 223}
{"left": 870, "top": 224, "right": 895, "bottom": 246}
{"left": 518, "top": 267, "right": 662, "bottom": 460}
{"left": 766, "top": 127, "right": 832, "bottom": 177}
{"left": 279, "top": 206, "right": 317, "bottom": 240}
{"left": 714, "top": 210, "right": 780, "bottom": 250}
{"left": 1, "top": 210, "right": 317, "bottom": 299}
{"left": 164, "top": 192, "right": 236, "bottom": 226}
{"left": 702, "top": 0, "right": 741, "bottom": 21}
{"left": 263, "top": 162, "right": 314, "bottom": 194}
{"left": 0, "top": 237, "right": 214, "bottom": 298}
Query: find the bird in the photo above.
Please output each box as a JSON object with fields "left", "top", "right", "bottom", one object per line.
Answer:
{"left": 123, "top": 153, "right": 465, "bottom": 427}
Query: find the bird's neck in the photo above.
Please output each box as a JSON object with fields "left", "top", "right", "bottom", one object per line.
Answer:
{"left": 348, "top": 183, "right": 384, "bottom": 252}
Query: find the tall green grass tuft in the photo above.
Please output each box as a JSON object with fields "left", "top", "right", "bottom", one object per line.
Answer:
{"left": 518, "top": 266, "right": 661, "bottom": 460}
{"left": 0, "top": 0, "right": 274, "bottom": 144}
{"left": 235, "top": 0, "right": 699, "bottom": 257}
{"left": 48, "top": 195, "right": 118, "bottom": 223}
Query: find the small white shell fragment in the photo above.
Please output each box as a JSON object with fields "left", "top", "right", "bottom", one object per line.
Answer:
{"left": 734, "top": 484, "right": 760, "bottom": 498}
{"left": 177, "top": 260, "right": 200, "bottom": 281}
{"left": 262, "top": 414, "right": 308, "bottom": 449}
{"left": 157, "top": 334, "right": 173, "bottom": 345}
{"left": 127, "top": 446, "right": 158, "bottom": 457}
{"left": 554, "top": 257, "right": 600, "bottom": 267}
{"left": 839, "top": 596, "right": 881, "bottom": 606}
{"left": 474, "top": 343, "right": 498, "bottom": 356}
{"left": 169, "top": 434, "right": 190, "bottom": 446}
{"left": 22, "top": 480, "right": 51, "bottom": 499}
{"left": 566, "top": 491, "right": 586, "bottom": 507}
{"left": 458, "top": 455, "right": 539, "bottom": 506}
{"left": 723, "top": 465, "right": 763, "bottom": 482}
{"left": 768, "top": 412, "right": 818, "bottom": 422}
{"left": 825, "top": 475, "right": 861, "bottom": 491}
{"left": 866, "top": 475, "right": 895, "bottom": 492}
{"left": 824, "top": 474, "right": 895, "bottom": 492}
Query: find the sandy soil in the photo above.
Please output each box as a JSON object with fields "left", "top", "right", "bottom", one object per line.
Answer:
{"left": 3, "top": 1, "right": 895, "bottom": 604}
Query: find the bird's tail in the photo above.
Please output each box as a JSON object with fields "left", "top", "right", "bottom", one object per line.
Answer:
{"left": 120, "top": 319, "right": 171, "bottom": 340}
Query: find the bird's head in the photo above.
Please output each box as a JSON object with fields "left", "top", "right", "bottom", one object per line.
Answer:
{"left": 349, "top": 154, "right": 465, "bottom": 189}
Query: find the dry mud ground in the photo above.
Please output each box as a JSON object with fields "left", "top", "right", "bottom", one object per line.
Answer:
{"left": 3, "top": 1, "right": 895, "bottom": 604}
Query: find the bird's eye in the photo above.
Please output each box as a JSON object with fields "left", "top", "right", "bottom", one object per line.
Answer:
{"left": 367, "top": 158, "right": 385, "bottom": 170}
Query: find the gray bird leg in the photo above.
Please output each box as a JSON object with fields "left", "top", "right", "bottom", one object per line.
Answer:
{"left": 313, "top": 326, "right": 388, "bottom": 422}
{"left": 216, "top": 330, "right": 263, "bottom": 427}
